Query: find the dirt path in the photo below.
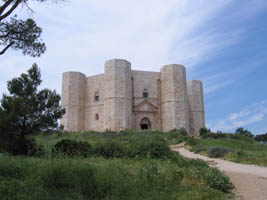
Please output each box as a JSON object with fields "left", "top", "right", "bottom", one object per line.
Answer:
{"left": 170, "top": 145, "right": 267, "bottom": 200}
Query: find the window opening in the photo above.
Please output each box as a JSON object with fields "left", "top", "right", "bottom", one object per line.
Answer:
{"left": 95, "top": 92, "right": 100, "bottom": 101}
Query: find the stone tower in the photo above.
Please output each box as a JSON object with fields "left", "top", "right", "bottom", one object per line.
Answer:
{"left": 160, "top": 65, "right": 189, "bottom": 132}
{"left": 61, "top": 59, "right": 205, "bottom": 136}
{"left": 61, "top": 72, "right": 86, "bottom": 131}
{"left": 187, "top": 80, "right": 205, "bottom": 136}
{"left": 104, "top": 59, "right": 132, "bottom": 131}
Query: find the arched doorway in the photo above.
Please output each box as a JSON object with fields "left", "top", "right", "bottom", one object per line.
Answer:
{"left": 140, "top": 117, "right": 151, "bottom": 130}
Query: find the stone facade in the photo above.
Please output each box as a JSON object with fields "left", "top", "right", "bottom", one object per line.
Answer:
{"left": 61, "top": 59, "right": 205, "bottom": 136}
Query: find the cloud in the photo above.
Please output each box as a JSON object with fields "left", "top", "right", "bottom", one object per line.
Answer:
{"left": 207, "top": 100, "right": 267, "bottom": 132}
{"left": 0, "top": 0, "right": 266, "bottom": 98}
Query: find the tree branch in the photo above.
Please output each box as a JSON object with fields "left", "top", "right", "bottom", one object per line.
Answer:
{"left": 0, "top": 41, "right": 15, "bottom": 55}
{"left": 0, "top": 0, "right": 14, "bottom": 16}
{"left": 0, "top": 31, "right": 12, "bottom": 38}
{"left": 0, "top": 0, "right": 21, "bottom": 21}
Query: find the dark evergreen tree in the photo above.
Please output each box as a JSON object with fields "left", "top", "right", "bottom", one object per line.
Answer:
{"left": 0, "top": 0, "right": 62, "bottom": 56}
{"left": 0, "top": 63, "right": 65, "bottom": 154}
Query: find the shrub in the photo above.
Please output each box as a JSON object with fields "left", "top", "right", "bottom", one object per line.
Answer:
{"left": 134, "top": 140, "right": 173, "bottom": 159}
{"left": 255, "top": 133, "right": 267, "bottom": 142}
{"left": 199, "top": 128, "right": 210, "bottom": 136}
{"left": 185, "top": 138, "right": 199, "bottom": 146}
{"left": 204, "top": 168, "right": 234, "bottom": 193}
{"left": 93, "top": 141, "right": 126, "bottom": 158}
{"left": 207, "top": 146, "right": 234, "bottom": 158}
{"left": 201, "top": 133, "right": 226, "bottom": 139}
{"left": 2, "top": 137, "right": 44, "bottom": 156}
{"left": 192, "top": 144, "right": 206, "bottom": 153}
{"left": 53, "top": 139, "right": 92, "bottom": 157}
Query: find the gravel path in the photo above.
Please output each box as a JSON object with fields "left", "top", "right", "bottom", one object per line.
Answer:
{"left": 170, "top": 145, "right": 267, "bottom": 200}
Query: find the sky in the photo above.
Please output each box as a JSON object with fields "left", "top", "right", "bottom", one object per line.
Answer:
{"left": 0, "top": 0, "right": 267, "bottom": 134}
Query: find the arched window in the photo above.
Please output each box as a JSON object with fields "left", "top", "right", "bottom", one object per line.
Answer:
{"left": 95, "top": 92, "right": 100, "bottom": 101}
{"left": 143, "top": 89, "right": 148, "bottom": 98}
{"left": 95, "top": 114, "right": 99, "bottom": 120}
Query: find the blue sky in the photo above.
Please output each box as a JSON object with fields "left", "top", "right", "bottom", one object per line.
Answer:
{"left": 0, "top": 0, "right": 266, "bottom": 134}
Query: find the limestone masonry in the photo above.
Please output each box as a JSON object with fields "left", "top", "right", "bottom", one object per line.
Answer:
{"left": 61, "top": 59, "right": 205, "bottom": 136}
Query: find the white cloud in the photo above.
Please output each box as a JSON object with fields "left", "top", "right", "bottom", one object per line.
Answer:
{"left": 208, "top": 100, "right": 267, "bottom": 132}
{"left": 0, "top": 0, "right": 266, "bottom": 97}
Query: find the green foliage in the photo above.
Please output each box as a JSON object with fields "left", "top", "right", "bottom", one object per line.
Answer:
{"left": 0, "top": 154, "right": 233, "bottom": 200}
{"left": 199, "top": 127, "right": 211, "bottom": 136}
{"left": 204, "top": 168, "right": 234, "bottom": 193}
{"left": 132, "top": 138, "right": 174, "bottom": 159}
{"left": 0, "top": 17, "right": 45, "bottom": 56}
{"left": 207, "top": 146, "right": 234, "bottom": 158}
{"left": 0, "top": 0, "right": 63, "bottom": 56}
{"left": 0, "top": 64, "right": 65, "bottom": 155}
{"left": 53, "top": 139, "right": 92, "bottom": 157}
{"left": 254, "top": 133, "right": 267, "bottom": 143}
{"left": 185, "top": 138, "right": 199, "bottom": 146}
{"left": 93, "top": 141, "right": 126, "bottom": 158}
{"left": 235, "top": 127, "right": 253, "bottom": 138}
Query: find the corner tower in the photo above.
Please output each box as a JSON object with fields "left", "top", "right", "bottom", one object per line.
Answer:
{"left": 160, "top": 64, "right": 189, "bottom": 132}
{"left": 187, "top": 80, "right": 205, "bottom": 136}
{"left": 104, "top": 59, "right": 132, "bottom": 131}
{"left": 61, "top": 72, "right": 86, "bottom": 131}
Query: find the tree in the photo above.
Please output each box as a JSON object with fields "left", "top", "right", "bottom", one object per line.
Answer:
{"left": 235, "top": 127, "right": 253, "bottom": 138}
{"left": 0, "top": 63, "right": 65, "bottom": 154}
{"left": 0, "top": 0, "right": 62, "bottom": 56}
{"left": 254, "top": 133, "right": 267, "bottom": 143}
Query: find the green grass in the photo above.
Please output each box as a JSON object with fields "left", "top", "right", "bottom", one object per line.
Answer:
{"left": 35, "top": 130, "right": 187, "bottom": 156}
{"left": 0, "top": 153, "right": 233, "bottom": 200}
{"left": 0, "top": 130, "right": 234, "bottom": 200}
{"left": 188, "top": 135, "right": 267, "bottom": 166}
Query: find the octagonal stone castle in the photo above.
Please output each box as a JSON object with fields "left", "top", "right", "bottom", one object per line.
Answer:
{"left": 61, "top": 59, "right": 205, "bottom": 136}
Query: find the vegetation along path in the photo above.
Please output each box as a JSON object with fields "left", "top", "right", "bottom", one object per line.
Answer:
{"left": 170, "top": 144, "right": 267, "bottom": 200}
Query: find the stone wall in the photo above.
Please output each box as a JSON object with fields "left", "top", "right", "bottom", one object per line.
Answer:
{"left": 61, "top": 72, "right": 86, "bottom": 131}
{"left": 84, "top": 74, "right": 105, "bottom": 131}
{"left": 187, "top": 80, "right": 205, "bottom": 136}
{"left": 160, "top": 64, "right": 189, "bottom": 132}
{"left": 131, "top": 70, "right": 160, "bottom": 130}
{"left": 61, "top": 59, "right": 205, "bottom": 136}
{"left": 104, "top": 59, "right": 132, "bottom": 131}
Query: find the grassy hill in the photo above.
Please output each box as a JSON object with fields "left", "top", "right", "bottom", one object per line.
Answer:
{"left": 186, "top": 132, "right": 267, "bottom": 166}
{"left": 0, "top": 130, "right": 234, "bottom": 200}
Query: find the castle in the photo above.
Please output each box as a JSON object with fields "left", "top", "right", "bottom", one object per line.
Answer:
{"left": 61, "top": 59, "right": 205, "bottom": 136}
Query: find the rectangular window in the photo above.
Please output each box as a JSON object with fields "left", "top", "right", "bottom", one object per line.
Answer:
{"left": 143, "top": 92, "right": 148, "bottom": 98}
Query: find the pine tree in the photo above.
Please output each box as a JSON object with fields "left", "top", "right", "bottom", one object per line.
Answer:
{"left": 0, "top": 63, "right": 65, "bottom": 154}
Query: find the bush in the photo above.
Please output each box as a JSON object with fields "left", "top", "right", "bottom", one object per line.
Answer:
{"left": 192, "top": 144, "right": 206, "bottom": 153}
{"left": 201, "top": 133, "right": 226, "bottom": 139}
{"left": 199, "top": 128, "right": 210, "bottom": 136}
{"left": 134, "top": 140, "right": 173, "bottom": 159}
{"left": 1, "top": 137, "right": 44, "bottom": 156}
{"left": 93, "top": 141, "right": 126, "bottom": 158}
{"left": 207, "top": 146, "right": 234, "bottom": 158}
{"left": 255, "top": 133, "right": 267, "bottom": 142}
{"left": 53, "top": 139, "right": 92, "bottom": 157}
{"left": 185, "top": 138, "right": 199, "bottom": 146}
{"left": 204, "top": 168, "right": 234, "bottom": 193}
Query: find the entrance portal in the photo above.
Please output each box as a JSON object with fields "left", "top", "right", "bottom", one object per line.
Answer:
{"left": 140, "top": 117, "right": 151, "bottom": 130}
